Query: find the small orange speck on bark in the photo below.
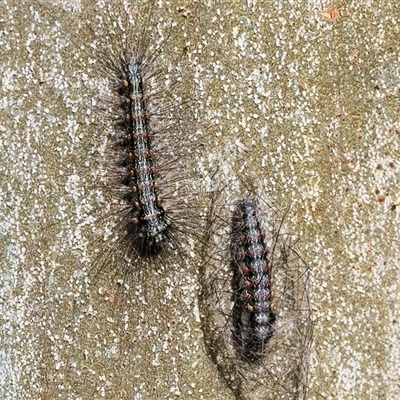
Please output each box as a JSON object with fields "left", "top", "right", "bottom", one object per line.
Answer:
{"left": 320, "top": 6, "right": 341, "bottom": 24}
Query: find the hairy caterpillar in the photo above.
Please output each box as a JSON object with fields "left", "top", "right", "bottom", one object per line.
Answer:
{"left": 231, "top": 198, "right": 276, "bottom": 360}
{"left": 42, "top": 0, "right": 205, "bottom": 292}
{"left": 200, "top": 185, "right": 312, "bottom": 400}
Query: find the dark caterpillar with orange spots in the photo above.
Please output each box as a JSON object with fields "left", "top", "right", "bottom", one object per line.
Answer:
{"left": 115, "top": 51, "right": 170, "bottom": 256}
{"left": 44, "top": 1, "right": 203, "bottom": 283}
{"left": 231, "top": 198, "right": 276, "bottom": 359}
{"left": 200, "top": 187, "right": 312, "bottom": 399}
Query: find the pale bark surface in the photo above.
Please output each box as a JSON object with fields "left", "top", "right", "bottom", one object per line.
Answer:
{"left": 1, "top": 1, "right": 400, "bottom": 399}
